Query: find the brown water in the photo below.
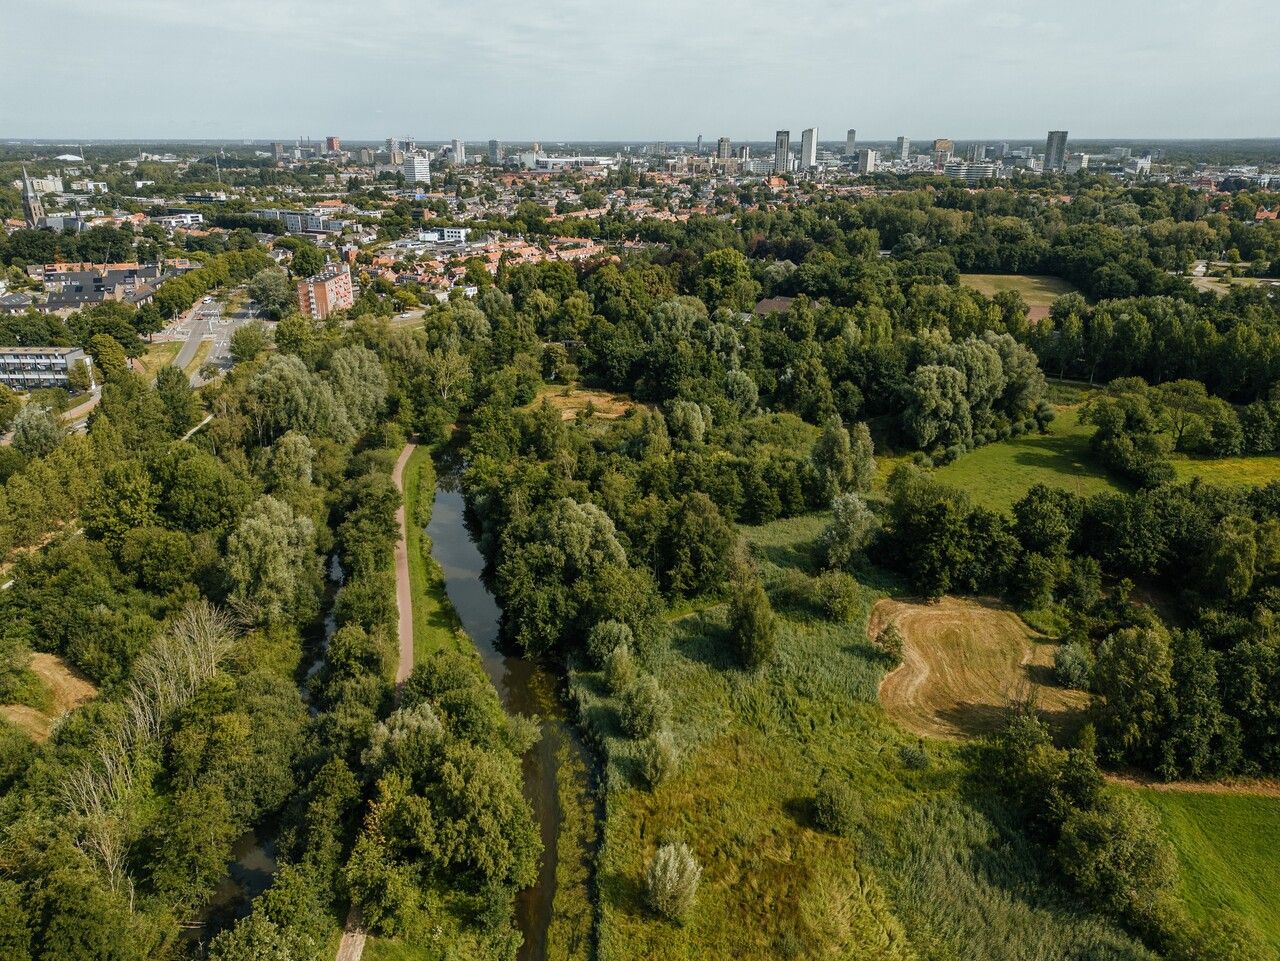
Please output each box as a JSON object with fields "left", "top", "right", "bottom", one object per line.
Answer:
{"left": 426, "top": 484, "right": 587, "bottom": 961}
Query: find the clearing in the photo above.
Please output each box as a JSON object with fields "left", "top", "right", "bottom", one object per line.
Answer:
{"left": 577, "top": 514, "right": 1149, "bottom": 961}
{"left": 874, "top": 596, "right": 1088, "bottom": 741}
{"left": 529, "top": 385, "right": 635, "bottom": 421}
{"left": 1171, "top": 453, "right": 1280, "bottom": 487}
{"left": 1138, "top": 789, "right": 1280, "bottom": 957}
{"left": 138, "top": 341, "right": 182, "bottom": 379}
{"left": 930, "top": 406, "right": 1125, "bottom": 510}
{"left": 959, "top": 274, "right": 1078, "bottom": 318}
{"left": 0, "top": 652, "right": 96, "bottom": 741}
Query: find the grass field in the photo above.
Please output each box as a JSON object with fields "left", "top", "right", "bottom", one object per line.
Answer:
{"left": 874, "top": 597, "right": 1088, "bottom": 742}
{"left": 1138, "top": 789, "right": 1280, "bottom": 958}
{"left": 185, "top": 338, "right": 215, "bottom": 377}
{"left": 931, "top": 407, "right": 1125, "bottom": 510}
{"left": 0, "top": 652, "right": 96, "bottom": 741}
{"left": 576, "top": 513, "right": 1151, "bottom": 961}
{"left": 137, "top": 341, "right": 182, "bottom": 379}
{"left": 1171, "top": 453, "right": 1280, "bottom": 487}
{"left": 529, "top": 384, "right": 635, "bottom": 421}
{"left": 959, "top": 274, "right": 1078, "bottom": 308}
{"left": 401, "top": 445, "right": 471, "bottom": 663}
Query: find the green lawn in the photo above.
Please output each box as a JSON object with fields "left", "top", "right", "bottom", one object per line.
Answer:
{"left": 959, "top": 274, "right": 1078, "bottom": 307}
{"left": 1138, "top": 789, "right": 1280, "bottom": 957}
{"left": 577, "top": 514, "right": 1150, "bottom": 961}
{"left": 931, "top": 407, "right": 1126, "bottom": 510}
{"left": 1171, "top": 454, "right": 1280, "bottom": 487}
{"left": 401, "top": 445, "right": 471, "bottom": 663}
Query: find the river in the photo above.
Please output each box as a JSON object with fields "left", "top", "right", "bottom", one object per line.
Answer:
{"left": 426, "top": 481, "right": 589, "bottom": 961}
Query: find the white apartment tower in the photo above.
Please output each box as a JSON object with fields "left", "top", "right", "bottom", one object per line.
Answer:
{"left": 896, "top": 136, "right": 911, "bottom": 161}
{"left": 800, "top": 127, "right": 818, "bottom": 169}
{"left": 856, "top": 148, "right": 878, "bottom": 174}
{"left": 403, "top": 153, "right": 432, "bottom": 184}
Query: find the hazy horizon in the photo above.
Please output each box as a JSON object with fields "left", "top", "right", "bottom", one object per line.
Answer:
{"left": 3, "top": 0, "right": 1278, "bottom": 141}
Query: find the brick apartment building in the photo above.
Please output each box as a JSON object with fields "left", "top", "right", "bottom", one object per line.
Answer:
{"left": 297, "top": 263, "right": 355, "bottom": 320}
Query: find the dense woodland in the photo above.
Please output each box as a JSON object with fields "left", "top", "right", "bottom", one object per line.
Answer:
{"left": 0, "top": 178, "right": 1279, "bottom": 959}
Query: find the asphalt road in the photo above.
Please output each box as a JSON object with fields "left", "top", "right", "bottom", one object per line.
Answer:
{"left": 163, "top": 291, "right": 258, "bottom": 385}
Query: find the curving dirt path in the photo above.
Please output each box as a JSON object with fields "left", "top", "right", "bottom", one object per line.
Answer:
{"left": 391, "top": 441, "right": 417, "bottom": 688}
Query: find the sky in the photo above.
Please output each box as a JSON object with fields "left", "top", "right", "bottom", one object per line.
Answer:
{"left": 2, "top": 0, "right": 1277, "bottom": 142}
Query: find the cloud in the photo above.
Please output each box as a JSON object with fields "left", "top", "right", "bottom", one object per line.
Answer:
{"left": 1, "top": 0, "right": 1276, "bottom": 138}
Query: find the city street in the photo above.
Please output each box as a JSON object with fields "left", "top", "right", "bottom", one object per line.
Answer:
{"left": 157, "top": 289, "right": 259, "bottom": 384}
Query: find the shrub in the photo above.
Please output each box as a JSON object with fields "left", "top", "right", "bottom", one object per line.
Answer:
{"left": 815, "top": 570, "right": 860, "bottom": 622}
{"left": 587, "top": 619, "right": 633, "bottom": 668}
{"left": 639, "top": 729, "right": 679, "bottom": 788}
{"left": 645, "top": 842, "right": 701, "bottom": 921}
{"left": 604, "top": 644, "right": 638, "bottom": 696}
{"left": 875, "top": 623, "right": 904, "bottom": 663}
{"left": 899, "top": 742, "right": 930, "bottom": 770}
{"left": 729, "top": 576, "right": 778, "bottom": 670}
{"left": 1054, "top": 641, "right": 1093, "bottom": 690}
{"left": 813, "top": 771, "right": 861, "bottom": 837}
{"left": 620, "top": 674, "right": 670, "bottom": 739}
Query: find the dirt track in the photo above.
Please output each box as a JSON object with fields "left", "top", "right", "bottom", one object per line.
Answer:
{"left": 0, "top": 652, "right": 97, "bottom": 741}
{"left": 391, "top": 442, "right": 416, "bottom": 688}
{"left": 874, "top": 597, "right": 1089, "bottom": 741}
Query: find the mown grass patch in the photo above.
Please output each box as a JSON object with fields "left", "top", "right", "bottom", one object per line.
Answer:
{"left": 576, "top": 515, "right": 1150, "bottom": 961}
{"left": 959, "top": 273, "right": 1078, "bottom": 307}
{"left": 1138, "top": 789, "right": 1280, "bottom": 957}
{"left": 402, "top": 445, "right": 470, "bottom": 662}
{"left": 137, "top": 341, "right": 182, "bottom": 379}
{"left": 1171, "top": 453, "right": 1280, "bottom": 487}
{"left": 931, "top": 407, "right": 1126, "bottom": 511}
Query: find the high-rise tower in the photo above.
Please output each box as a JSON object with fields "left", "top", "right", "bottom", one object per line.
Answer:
{"left": 1045, "top": 130, "right": 1069, "bottom": 172}
{"left": 21, "top": 167, "right": 44, "bottom": 228}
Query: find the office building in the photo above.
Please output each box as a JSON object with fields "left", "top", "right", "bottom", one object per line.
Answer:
{"left": 738, "top": 145, "right": 751, "bottom": 161}
{"left": 1064, "top": 152, "right": 1090, "bottom": 175}
{"left": 0, "top": 346, "right": 92, "bottom": 391}
{"left": 20, "top": 167, "right": 45, "bottom": 229}
{"left": 856, "top": 148, "right": 878, "bottom": 174}
{"left": 774, "top": 130, "right": 791, "bottom": 174}
{"left": 896, "top": 136, "right": 911, "bottom": 161}
{"left": 358, "top": 148, "right": 374, "bottom": 164}
{"left": 696, "top": 134, "right": 704, "bottom": 154}
{"left": 403, "top": 153, "right": 432, "bottom": 184}
{"left": 800, "top": 127, "right": 818, "bottom": 169}
{"left": 451, "top": 139, "right": 466, "bottom": 163}
{"left": 1045, "top": 130, "right": 1069, "bottom": 172}
{"left": 297, "top": 263, "right": 354, "bottom": 320}
{"left": 845, "top": 129, "right": 857, "bottom": 157}
{"left": 717, "top": 137, "right": 732, "bottom": 160}
{"left": 272, "top": 142, "right": 286, "bottom": 161}
{"left": 931, "top": 138, "right": 954, "bottom": 164}
{"left": 325, "top": 136, "right": 341, "bottom": 153}
{"left": 944, "top": 160, "right": 1000, "bottom": 184}
{"left": 488, "top": 139, "right": 504, "bottom": 164}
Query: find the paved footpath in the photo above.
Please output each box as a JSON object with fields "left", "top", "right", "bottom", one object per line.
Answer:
{"left": 391, "top": 441, "right": 417, "bottom": 687}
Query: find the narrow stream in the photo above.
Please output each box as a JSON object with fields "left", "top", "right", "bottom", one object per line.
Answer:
{"left": 426, "top": 482, "right": 587, "bottom": 961}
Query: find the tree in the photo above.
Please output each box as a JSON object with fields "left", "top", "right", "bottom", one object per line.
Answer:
{"left": 226, "top": 495, "right": 317, "bottom": 625}
{"left": 904, "top": 364, "right": 972, "bottom": 453}
{"left": 0, "top": 385, "right": 19, "bottom": 432}
{"left": 230, "top": 319, "right": 271, "bottom": 363}
{"left": 328, "top": 345, "right": 388, "bottom": 432}
{"left": 87, "top": 333, "right": 129, "bottom": 382}
{"left": 728, "top": 574, "right": 778, "bottom": 669}
{"left": 247, "top": 268, "right": 295, "bottom": 319}
{"left": 10, "top": 404, "right": 61, "bottom": 458}
{"left": 659, "top": 493, "right": 734, "bottom": 596}
{"left": 695, "top": 248, "right": 759, "bottom": 313}
{"left": 289, "top": 243, "right": 325, "bottom": 279}
{"left": 821, "top": 492, "right": 879, "bottom": 570}
{"left": 155, "top": 364, "right": 199, "bottom": 436}
{"left": 620, "top": 674, "right": 671, "bottom": 738}
{"left": 1093, "top": 626, "right": 1176, "bottom": 769}
{"left": 645, "top": 842, "right": 702, "bottom": 922}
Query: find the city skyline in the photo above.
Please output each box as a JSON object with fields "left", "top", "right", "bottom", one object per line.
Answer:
{"left": 4, "top": 0, "right": 1278, "bottom": 140}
